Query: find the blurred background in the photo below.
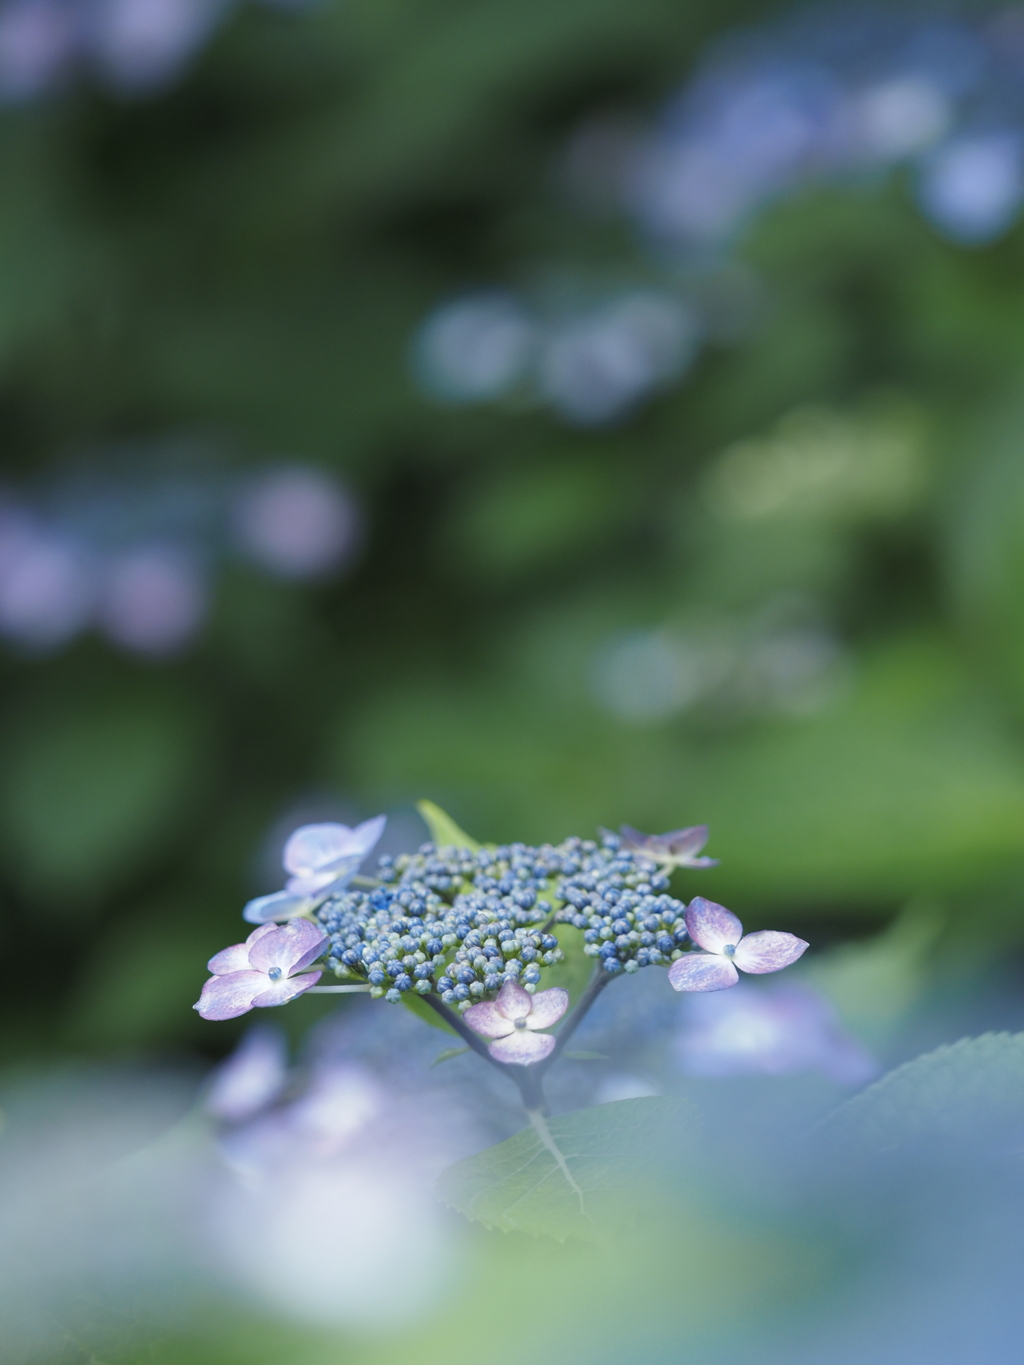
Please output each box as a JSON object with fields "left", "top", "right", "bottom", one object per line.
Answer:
{"left": 6, "top": 0, "right": 1024, "bottom": 1358}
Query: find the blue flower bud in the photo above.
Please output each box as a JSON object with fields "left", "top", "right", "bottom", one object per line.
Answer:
{"left": 385, "top": 988, "right": 402, "bottom": 1003}
{"left": 415, "top": 980, "right": 432, "bottom": 994}
{"left": 368, "top": 968, "right": 387, "bottom": 986}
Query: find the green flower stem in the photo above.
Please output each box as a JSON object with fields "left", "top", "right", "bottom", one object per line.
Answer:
{"left": 536, "top": 967, "right": 612, "bottom": 1077}
{"left": 421, "top": 968, "right": 614, "bottom": 1115}
{"left": 306, "top": 984, "right": 374, "bottom": 993}
{"left": 422, "top": 993, "right": 549, "bottom": 1110}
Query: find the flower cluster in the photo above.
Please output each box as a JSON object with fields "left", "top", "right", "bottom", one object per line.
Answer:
{"left": 319, "top": 840, "right": 577, "bottom": 1006}
{"left": 196, "top": 811, "right": 810, "bottom": 1044}
{"left": 0, "top": 455, "right": 357, "bottom": 657}
{"left": 414, "top": 7, "right": 1024, "bottom": 430}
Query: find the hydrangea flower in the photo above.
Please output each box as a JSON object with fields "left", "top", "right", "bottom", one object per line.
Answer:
{"left": 667, "top": 896, "right": 807, "bottom": 992}
{"left": 618, "top": 824, "right": 719, "bottom": 869}
{"left": 195, "top": 920, "right": 329, "bottom": 1020}
{"left": 205, "top": 1025, "right": 289, "bottom": 1122}
{"left": 675, "top": 981, "right": 877, "bottom": 1084}
{"left": 463, "top": 980, "right": 569, "bottom": 1064}
{"left": 244, "top": 815, "right": 386, "bottom": 924}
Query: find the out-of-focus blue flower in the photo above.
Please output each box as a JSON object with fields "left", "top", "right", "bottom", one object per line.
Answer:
{"left": 206, "top": 1053, "right": 459, "bottom": 1327}
{"left": 668, "top": 896, "right": 807, "bottom": 992}
{"left": 675, "top": 979, "right": 878, "bottom": 1083}
{"left": 243, "top": 816, "right": 386, "bottom": 924}
{"left": 0, "top": 0, "right": 232, "bottom": 100}
{"left": 628, "top": 61, "right": 848, "bottom": 244}
{"left": 194, "top": 920, "right": 328, "bottom": 1020}
{"left": 917, "top": 131, "right": 1024, "bottom": 244}
{"left": 96, "top": 544, "right": 206, "bottom": 655}
{"left": 413, "top": 286, "right": 699, "bottom": 424}
{"left": 0, "top": 506, "right": 96, "bottom": 649}
{"left": 463, "top": 979, "right": 568, "bottom": 1065}
{"left": 413, "top": 291, "right": 536, "bottom": 402}
{"left": 205, "top": 1025, "right": 289, "bottom": 1123}
{"left": 850, "top": 75, "right": 950, "bottom": 161}
{"left": 0, "top": 455, "right": 361, "bottom": 660}
{"left": 231, "top": 467, "right": 359, "bottom": 579}
{"left": 618, "top": 824, "right": 719, "bottom": 869}
{"left": 537, "top": 290, "right": 698, "bottom": 424}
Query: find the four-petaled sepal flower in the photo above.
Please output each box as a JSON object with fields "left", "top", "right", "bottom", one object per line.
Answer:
{"left": 619, "top": 824, "right": 719, "bottom": 869}
{"left": 195, "top": 919, "right": 329, "bottom": 1020}
{"left": 463, "top": 980, "right": 569, "bottom": 1065}
{"left": 243, "top": 816, "right": 386, "bottom": 924}
{"left": 667, "top": 896, "right": 807, "bottom": 993}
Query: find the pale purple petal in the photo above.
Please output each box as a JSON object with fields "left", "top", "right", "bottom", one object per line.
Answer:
{"left": 243, "top": 890, "right": 311, "bottom": 925}
{"left": 285, "top": 856, "right": 363, "bottom": 897}
{"left": 207, "top": 942, "right": 252, "bottom": 975}
{"left": 251, "top": 970, "right": 322, "bottom": 1008}
{"left": 666, "top": 825, "right": 710, "bottom": 858}
{"left": 462, "top": 1000, "right": 516, "bottom": 1038}
{"left": 247, "top": 919, "right": 328, "bottom": 976}
{"left": 733, "top": 930, "right": 809, "bottom": 975}
{"left": 526, "top": 987, "right": 569, "bottom": 1030}
{"left": 194, "top": 970, "right": 267, "bottom": 1020}
{"left": 205, "top": 1026, "right": 288, "bottom": 1122}
{"left": 283, "top": 823, "right": 356, "bottom": 877}
{"left": 489, "top": 1030, "right": 557, "bottom": 1065}
{"left": 282, "top": 815, "right": 386, "bottom": 877}
{"left": 619, "top": 824, "right": 656, "bottom": 851}
{"left": 620, "top": 824, "right": 718, "bottom": 866}
{"left": 667, "top": 954, "right": 740, "bottom": 992}
{"left": 684, "top": 897, "right": 744, "bottom": 954}
{"left": 346, "top": 813, "right": 387, "bottom": 856}
{"left": 244, "top": 923, "right": 278, "bottom": 948}
{"left": 494, "top": 978, "right": 534, "bottom": 1022}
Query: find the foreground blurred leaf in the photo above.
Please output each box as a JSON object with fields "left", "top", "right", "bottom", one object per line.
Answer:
{"left": 821, "top": 1032, "right": 1024, "bottom": 1158}
{"left": 0, "top": 687, "right": 209, "bottom": 904}
{"left": 437, "top": 1096, "right": 696, "bottom": 1240}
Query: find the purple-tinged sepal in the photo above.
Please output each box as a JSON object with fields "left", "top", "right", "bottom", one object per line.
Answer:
{"left": 619, "top": 824, "right": 719, "bottom": 869}
{"left": 670, "top": 898, "right": 808, "bottom": 992}
{"left": 195, "top": 920, "right": 329, "bottom": 1021}
{"left": 464, "top": 979, "right": 569, "bottom": 1066}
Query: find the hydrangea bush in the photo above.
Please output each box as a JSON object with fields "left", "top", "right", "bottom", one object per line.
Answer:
{"left": 196, "top": 802, "right": 807, "bottom": 1118}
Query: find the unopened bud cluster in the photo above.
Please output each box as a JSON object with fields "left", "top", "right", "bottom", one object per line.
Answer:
{"left": 555, "top": 833, "right": 688, "bottom": 974}
{"left": 317, "top": 833, "right": 687, "bottom": 1008}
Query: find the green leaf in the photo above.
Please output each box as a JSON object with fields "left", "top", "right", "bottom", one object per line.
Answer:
{"left": 416, "top": 799, "right": 481, "bottom": 851}
{"left": 542, "top": 925, "right": 594, "bottom": 1006}
{"left": 437, "top": 1097, "right": 698, "bottom": 1241}
{"left": 431, "top": 1047, "right": 470, "bottom": 1066}
{"left": 821, "top": 1032, "right": 1024, "bottom": 1158}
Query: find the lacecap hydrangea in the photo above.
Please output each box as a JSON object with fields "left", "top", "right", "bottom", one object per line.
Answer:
{"left": 317, "top": 832, "right": 690, "bottom": 1009}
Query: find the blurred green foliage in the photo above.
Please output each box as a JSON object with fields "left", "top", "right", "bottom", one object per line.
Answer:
{"left": 4, "top": 0, "right": 1024, "bottom": 1067}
